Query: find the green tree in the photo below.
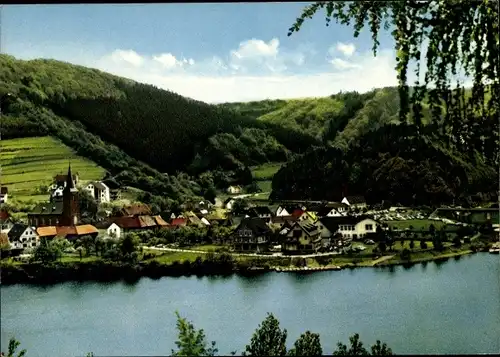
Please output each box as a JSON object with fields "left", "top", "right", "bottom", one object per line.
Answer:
{"left": 333, "top": 333, "right": 369, "bottom": 356}
{"left": 244, "top": 313, "right": 287, "bottom": 356}
{"left": 288, "top": 331, "right": 323, "bottom": 356}
{"left": 409, "top": 240, "right": 415, "bottom": 250}
{"left": 231, "top": 199, "right": 250, "bottom": 215}
{"left": 4, "top": 337, "right": 26, "bottom": 357}
{"left": 33, "top": 239, "right": 60, "bottom": 264}
{"left": 171, "top": 311, "right": 218, "bottom": 357}
{"left": 370, "top": 340, "right": 394, "bottom": 356}
{"left": 288, "top": 1, "right": 499, "bottom": 164}
{"left": 118, "top": 233, "right": 141, "bottom": 262}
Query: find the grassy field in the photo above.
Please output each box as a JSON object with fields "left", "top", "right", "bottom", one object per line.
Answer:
{"left": 384, "top": 219, "right": 447, "bottom": 231}
{"left": 256, "top": 180, "right": 272, "bottom": 192}
{"left": 251, "top": 162, "right": 283, "bottom": 180}
{"left": 1, "top": 136, "right": 106, "bottom": 202}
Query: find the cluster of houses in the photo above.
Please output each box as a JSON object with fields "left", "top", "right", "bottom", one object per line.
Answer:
{"left": 228, "top": 198, "right": 379, "bottom": 254}
{"left": 0, "top": 162, "right": 380, "bottom": 257}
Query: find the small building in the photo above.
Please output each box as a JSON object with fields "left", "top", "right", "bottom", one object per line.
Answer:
{"left": 275, "top": 205, "right": 300, "bottom": 217}
{"left": 85, "top": 181, "right": 111, "bottom": 203}
{"left": 7, "top": 224, "right": 40, "bottom": 250}
{"left": 227, "top": 185, "right": 242, "bottom": 194}
{"left": 232, "top": 217, "right": 271, "bottom": 252}
{"left": 0, "top": 209, "right": 13, "bottom": 232}
{"left": 317, "top": 202, "right": 349, "bottom": 217}
{"left": 0, "top": 187, "right": 9, "bottom": 203}
{"left": 283, "top": 221, "right": 322, "bottom": 254}
{"left": 29, "top": 165, "right": 80, "bottom": 227}
{"left": 296, "top": 210, "right": 318, "bottom": 223}
{"left": 247, "top": 206, "right": 273, "bottom": 219}
{"left": 342, "top": 196, "right": 367, "bottom": 209}
{"left": 36, "top": 225, "right": 99, "bottom": 241}
{"left": 269, "top": 215, "right": 298, "bottom": 229}
{"left": 107, "top": 215, "right": 166, "bottom": 238}
{"left": 319, "top": 215, "right": 378, "bottom": 241}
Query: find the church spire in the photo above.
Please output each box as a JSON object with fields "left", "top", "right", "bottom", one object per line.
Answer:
{"left": 65, "top": 162, "right": 75, "bottom": 190}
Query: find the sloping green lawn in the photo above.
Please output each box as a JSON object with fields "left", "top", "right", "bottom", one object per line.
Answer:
{"left": 1, "top": 136, "right": 106, "bottom": 202}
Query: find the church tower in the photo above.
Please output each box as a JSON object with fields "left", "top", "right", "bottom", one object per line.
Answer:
{"left": 60, "top": 163, "right": 80, "bottom": 226}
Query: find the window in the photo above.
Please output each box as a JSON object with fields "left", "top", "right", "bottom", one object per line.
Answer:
{"left": 365, "top": 224, "right": 373, "bottom": 231}
{"left": 293, "top": 230, "right": 302, "bottom": 238}
{"left": 32, "top": 242, "right": 36, "bottom": 247}
{"left": 23, "top": 243, "right": 27, "bottom": 248}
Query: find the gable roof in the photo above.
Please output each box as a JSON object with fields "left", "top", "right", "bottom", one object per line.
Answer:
{"left": 120, "top": 204, "right": 152, "bottom": 216}
{"left": 7, "top": 223, "right": 29, "bottom": 241}
{"left": 344, "top": 196, "right": 366, "bottom": 204}
{"left": 320, "top": 215, "right": 376, "bottom": 227}
{"left": 74, "top": 225, "right": 99, "bottom": 236}
{"left": 248, "top": 206, "right": 273, "bottom": 217}
{"left": 91, "top": 181, "right": 108, "bottom": 191}
{"left": 294, "top": 221, "right": 320, "bottom": 236}
{"left": 37, "top": 226, "right": 58, "bottom": 237}
{"left": 305, "top": 203, "right": 325, "bottom": 213}
{"left": 153, "top": 215, "right": 169, "bottom": 227}
{"left": 237, "top": 217, "right": 271, "bottom": 235}
{"left": 170, "top": 218, "right": 187, "bottom": 227}
{"left": 29, "top": 201, "right": 64, "bottom": 216}
{"left": 271, "top": 215, "right": 298, "bottom": 224}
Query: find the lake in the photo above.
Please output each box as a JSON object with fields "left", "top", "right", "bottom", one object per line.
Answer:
{"left": 1, "top": 253, "right": 499, "bottom": 356}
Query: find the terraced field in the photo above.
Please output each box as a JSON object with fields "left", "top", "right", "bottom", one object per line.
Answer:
{"left": 1, "top": 136, "right": 106, "bottom": 202}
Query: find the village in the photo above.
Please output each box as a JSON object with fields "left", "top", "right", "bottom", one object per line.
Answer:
{"left": 1, "top": 164, "right": 499, "bottom": 264}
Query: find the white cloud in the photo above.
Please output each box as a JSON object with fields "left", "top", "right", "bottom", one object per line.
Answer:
{"left": 94, "top": 48, "right": 398, "bottom": 103}
{"left": 110, "top": 49, "right": 144, "bottom": 67}
{"left": 8, "top": 39, "right": 400, "bottom": 104}
{"left": 330, "top": 58, "right": 361, "bottom": 70}
{"left": 332, "top": 42, "right": 356, "bottom": 57}
{"left": 231, "top": 38, "right": 279, "bottom": 59}
{"left": 152, "top": 53, "right": 195, "bottom": 69}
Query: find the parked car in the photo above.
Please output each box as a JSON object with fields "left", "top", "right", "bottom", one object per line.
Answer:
{"left": 364, "top": 239, "right": 375, "bottom": 245}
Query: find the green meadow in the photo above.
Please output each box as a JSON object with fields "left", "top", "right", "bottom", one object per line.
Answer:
{"left": 1, "top": 136, "right": 106, "bottom": 202}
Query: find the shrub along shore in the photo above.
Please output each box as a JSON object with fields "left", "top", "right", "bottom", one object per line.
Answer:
{"left": 0, "top": 244, "right": 484, "bottom": 286}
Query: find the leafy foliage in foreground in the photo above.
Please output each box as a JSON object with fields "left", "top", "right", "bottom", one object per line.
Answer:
{"left": 4, "top": 312, "right": 392, "bottom": 356}
{"left": 289, "top": 0, "right": 499, "bottom": 166}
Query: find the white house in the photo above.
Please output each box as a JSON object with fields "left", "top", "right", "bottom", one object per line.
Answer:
{"left": 341, "top": 196, "right": 367, "bottom": 209}
{"left": 227, "top": 185, "right": 242, "bottom": 194}
{"left": 86, "top": 181, "right": 111, "bottom": 203}
{"left": 7, "top": 224, "right": 40, "bottom": 251}
{"left": 317, "top": 216, "right": 379, "bottom": 241}
{"left": 317, "top": 203, "right": 348, "bottom": 217}
{"left": 106, "top": 222, "right": 122, "bottom": 239}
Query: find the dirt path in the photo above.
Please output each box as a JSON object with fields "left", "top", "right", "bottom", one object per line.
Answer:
{"left": 370, "top": 255, "right": 396, "bottom": 266}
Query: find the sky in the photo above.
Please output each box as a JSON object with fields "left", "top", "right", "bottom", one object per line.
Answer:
{"left": 2, "top": 3, "right": 401, "bottom": 103}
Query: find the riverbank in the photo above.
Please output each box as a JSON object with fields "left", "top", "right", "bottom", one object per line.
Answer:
{"left": 0, "top": 244, "right": 484, "bottom": 285}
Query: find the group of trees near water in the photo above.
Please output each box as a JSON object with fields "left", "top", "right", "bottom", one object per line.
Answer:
{"left": 4, "top": 313, "right": 393, "bottom": 357}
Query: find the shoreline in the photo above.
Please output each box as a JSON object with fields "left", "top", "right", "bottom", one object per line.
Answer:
{"left": 0, "top": 248, "right": 483, "bottom": 286}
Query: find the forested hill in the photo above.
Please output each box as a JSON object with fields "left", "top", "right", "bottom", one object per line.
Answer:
{"left": 0, "top": 54, "right": 319, "bottom": 209}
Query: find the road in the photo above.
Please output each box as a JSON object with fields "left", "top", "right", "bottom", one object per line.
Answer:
{"left": 144, "top": 246, "right": 342, "bottom": 259}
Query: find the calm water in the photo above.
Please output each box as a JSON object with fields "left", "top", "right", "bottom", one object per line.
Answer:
{"left": 1, "top": 254, "right": 499, "bottom": 356}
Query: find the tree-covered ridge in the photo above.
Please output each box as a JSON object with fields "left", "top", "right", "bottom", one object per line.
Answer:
{"left": 1, "top": 54, "right": 318, "bottom": 178}
{"left": 271, "top": 123, "right": 497, "bottom": 207}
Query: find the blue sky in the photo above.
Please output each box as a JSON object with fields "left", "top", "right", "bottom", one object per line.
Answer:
{"left": 3, "top": 3, "right": 400, "bottom": 103}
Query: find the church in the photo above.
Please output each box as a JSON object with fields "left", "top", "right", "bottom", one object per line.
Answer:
{"left": 28, "top": 164, "right": 81, "bottom": 227}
